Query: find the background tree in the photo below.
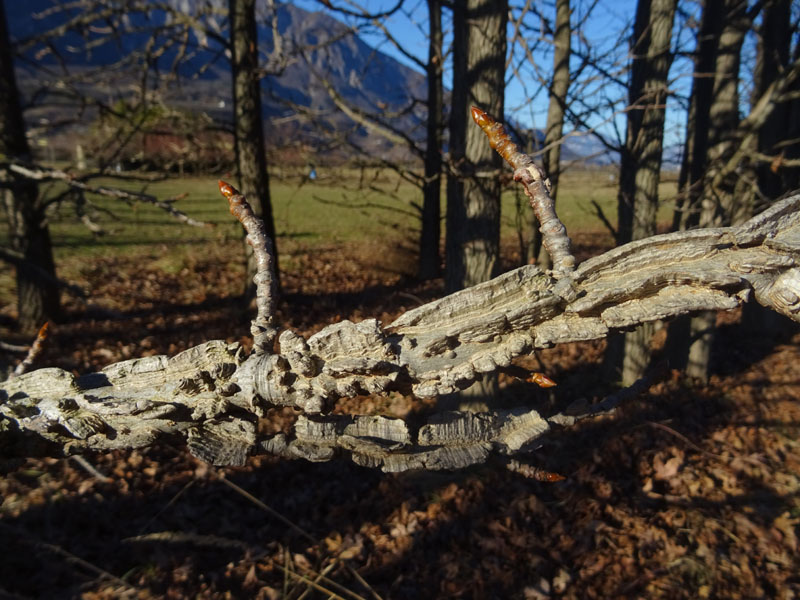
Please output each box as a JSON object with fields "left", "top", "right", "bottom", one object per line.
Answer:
{"left": 418, "top": 0, "right": 444, "bottom": 280}
{"left": 680, "top": 0, "right": 752, "bottom": 381}
{"left": 442, "top": 0, "right": 508, "bottom": 405}
{"left": 603, "top": 0, "right": 677, "bottom": 385}
{"left": 0, "top": 0, "right": 60, "bottom": 333}
{"left": 229, "top": 0, "right": 280, "bottom": 297}
{"left": 445, "top": 0, "right": 508, "bottom": 293}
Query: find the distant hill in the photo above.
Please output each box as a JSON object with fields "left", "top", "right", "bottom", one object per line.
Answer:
{"left": 13, "top": 1, "right": 614, "bottom": 166}
{"left": 13, "top": 1, "right": 426, "bottom": 159}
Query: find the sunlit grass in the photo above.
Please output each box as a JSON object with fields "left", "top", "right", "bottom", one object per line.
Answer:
{"left": 0, "top": 166, "right": 678, "bottom": 311}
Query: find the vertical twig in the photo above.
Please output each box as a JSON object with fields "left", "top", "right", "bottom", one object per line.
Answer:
{"left": 471, "top": 106, "right": 576, "bottom": 275}
{"left": 219, "top": 180, "right": 278, "bottom": 353}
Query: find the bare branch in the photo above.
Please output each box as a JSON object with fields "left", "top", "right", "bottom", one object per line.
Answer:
{"left": 219, "top": 180, "right": 278, "bottom": 354}
{"left": 3, "top": 192, "right": 800, "bottom": 468}
{"left": 471, "top": 106, "right": 576, "bottom": 275}
{"left": 5, "top": 162, "right": 211, "bottom": 228}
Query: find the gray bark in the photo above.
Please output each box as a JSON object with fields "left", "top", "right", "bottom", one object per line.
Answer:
{"left": 445, "top": 0, "right": 507, "bottom": 293}
{"left": 444, "top": 1, "right": 467, "bottom": 290}
{"left": 685, "top": 0, "right": 750, "bottom": 381}
{"left": 666, "top": 0, "right": 723, "bottom": 368}
{"left": 754, "top": 0, "right": 794, "bottom": 199}
{"left": 4, "top": 192, "right": 800, "bottom": 470}
{"left": 605, "top": 0, "right": 677, "bottom": 385}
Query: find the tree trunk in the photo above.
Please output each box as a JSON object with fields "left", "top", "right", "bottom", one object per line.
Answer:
{"left": 446, "top": 0, "right": 507, "bottom": 294}
{"left": 604, "top": 0, "right": 677, "bottom": 385}
{"left": 445, "top": 0, "right": 507, "bottom": 406}
{"left": 666, "top": 0, "right": 723, "bottom": 369}
{"left": 418, "top": 0, "right": 443, "bottom": 280}
{"left": 229, "top": 0, "right": 279, "bottom": 298}
{"left": 685, "top": 0, "right": 750, "bottom": 381}
{"left": 444, "top": 1, "right": 467, "bottom": 292}
{"left": 0, "top": 0, "right": 60, "bottom": 333}
{"left": 754, "top": 0, "right": 793, "bottom": 199}
{"left": 741, "top": 0, "right": 794, "bottom": 335}
{"left": 534, "top": 0, "right": 571, "bottom": 270}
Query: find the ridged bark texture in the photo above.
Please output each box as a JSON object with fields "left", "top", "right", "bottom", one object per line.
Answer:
{"left": 445, "top": 0, "right": 507, "bottom": 294}
{"left": 605, "top": 0, "right": 677, "bottom": 385}
{"left": 686, "top": 0, "right": 750, "bottom": 381}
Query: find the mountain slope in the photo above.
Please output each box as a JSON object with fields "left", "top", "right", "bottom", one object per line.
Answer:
{"left": 14, "top": 1, "right": 427, "bottom": 158}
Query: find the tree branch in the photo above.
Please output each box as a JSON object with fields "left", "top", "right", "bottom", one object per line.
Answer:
{"left": 3, "top": 189, "right": 799, "bottom": 469}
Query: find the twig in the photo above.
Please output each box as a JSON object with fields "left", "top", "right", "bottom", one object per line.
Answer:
{"left": 6, "top": 161, "right": 210, "bottom": 228}
{"left": 0, "top": 341, "right": 29, "bottom": 353}
{"left": 645, "top": 421, "right": 727, "bottom": 463}
{"left": 505, "top": 459, "right": 566, "bottom": 482}
{"left": 345, "top": 566, "right": 383, "bottom": 600}
{"left": 139, "top": 478, "right": 196, "bottom": 534}
{"left": 296, "top": 559, "right": 338, "bottom": 600}
{"left": 294, "top": 559, "right": 372, "bottom": 600}
{"left": 123, "top": 531, "right": 250, "bottom": 550}
{"left": 219, "top": 181, "right": 278, "bottom": 354}
{"left": 589, "top": 199, "right": 618, "bottom": 239}
{"left": 70, "top": 455, "right": 112, "bottom": 483}
{"left": 271, "top": 559, "right": 350, "bottom": 600}
{"left": 215, "top": 472, "right": 315, "bottom": 544}
{"left": 471, "top": 106, "right": 575, "bottom": 275}
{"left": 12, "top": 323, "right": 49, "bottom": 377}
{"left": 548, "top": 362, "right": 668, "bottom": 427}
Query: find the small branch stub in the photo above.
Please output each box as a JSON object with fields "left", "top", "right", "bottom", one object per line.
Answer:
{"left": 471, "top": 106, "right": 575, "bottom": 275}
{"left": 219, "top": 180, "right": 278, "bottom": 353}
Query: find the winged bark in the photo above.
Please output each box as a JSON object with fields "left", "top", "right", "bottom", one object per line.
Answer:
{"left": 3, "top": 189, "right": 800, "bottom": 470}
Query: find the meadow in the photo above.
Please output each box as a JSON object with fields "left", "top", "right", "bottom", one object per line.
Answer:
{"left": 0, "top": 166, "right": 678, "bottom": 314}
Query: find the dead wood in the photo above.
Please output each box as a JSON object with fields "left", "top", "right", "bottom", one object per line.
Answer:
{"left": 2, "top": 190, "right": 799, "bottom": 469}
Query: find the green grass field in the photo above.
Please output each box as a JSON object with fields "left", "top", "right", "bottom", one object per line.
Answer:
{"left": 0, "top": 167, "right": 678, "bottom": 310}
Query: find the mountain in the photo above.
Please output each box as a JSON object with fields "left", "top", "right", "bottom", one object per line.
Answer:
{"left": 13, "top": 1, "right": 427, "bottom": 160}
{"left": 12, "top": 1, "right": 614, "bottom": 166}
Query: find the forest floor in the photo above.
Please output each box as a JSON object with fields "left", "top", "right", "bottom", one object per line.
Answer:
{"left": 1, "top": 231, "right": 799, "bottom": 599}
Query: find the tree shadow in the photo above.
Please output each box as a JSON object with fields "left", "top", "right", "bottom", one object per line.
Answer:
{"left": 3, "top": 335, "right": 798, "bottom": 598}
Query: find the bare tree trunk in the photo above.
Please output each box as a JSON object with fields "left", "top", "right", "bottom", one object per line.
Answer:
{"left": 418, "top": 0, "right": 444, "bottom": 280}
{"left": 0, "top": 0, "right": 60, "bottom": 333}
{"left": 534, "top": 0, "right": 571, "bottom": 270}
{"left": 444, "top": 0, "right": 507, "bottom": 406}
{"left": 229, "top": 0, "right": 279, "bottom": 298}
{"left": 447, "top": 0, "right": 507, "bottom": 293}
{"left": 741, "top": 0, "right": 794, "bottom": 335}
{"left": 685, "top": 0, "right": 750, "bottom": 381}
{"left": 445, "top": 1, "right": 467, "bottom": 292}
{"left": 754, "top": 0, "right": 793, "bottom": 199}
{"left": 666, "top": 0, "right": 722, "bottom": 369}
{"left": 604, "top": 0, "right": 677, "bottom": 385}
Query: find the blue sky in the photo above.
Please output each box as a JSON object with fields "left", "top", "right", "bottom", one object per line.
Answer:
{"left": 292, "top": 0, "right": 702, "bottom": 159}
